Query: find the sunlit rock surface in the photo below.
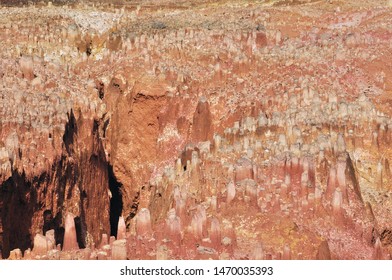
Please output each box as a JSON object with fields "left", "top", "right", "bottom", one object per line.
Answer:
{"left": 1, "top": 0, "right": 392, "bottom": 260}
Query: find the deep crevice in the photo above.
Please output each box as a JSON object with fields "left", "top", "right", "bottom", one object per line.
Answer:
{"left": 108, "top": 165, "right": 123, "bottom": 238}
{"left": 62, "top": 109, "right": 77, "bottom": 155}
{"left": 125, "top": 192, "right": 140, "bottom": 229}
{"left": 97, "top": 82, "right": 105, "bottom": 100}
{"left": 74, "top": 216, "right": 86, "bottom": 249}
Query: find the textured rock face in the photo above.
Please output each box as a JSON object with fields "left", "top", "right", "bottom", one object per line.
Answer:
{"left": 63, "top": 213, "right": 79, "bottom": 251}
{"left": 1, "top": 0, "right": 392, "bottom": 260}
{"left": 0, "top": 108, "right": 111, "bottom": 256}
{"left": 191, "top": 98, "right": 213, "bottom": 143}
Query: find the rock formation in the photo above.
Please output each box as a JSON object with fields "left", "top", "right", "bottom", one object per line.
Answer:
{"left": 1, "top": 0, "right": 392, "bottom": 260}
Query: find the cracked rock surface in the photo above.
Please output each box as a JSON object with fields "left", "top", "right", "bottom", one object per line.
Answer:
{"left": 1, "top": 0, "right": 392, "bottom": 260}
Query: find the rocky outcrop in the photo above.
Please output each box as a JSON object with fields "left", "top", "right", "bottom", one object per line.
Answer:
{"left": 0, "top": 109, "right": 111, "bottom": 258}
{"left": 191, "top": 98, "right": 213, "bottom": 143}
{"left": 1, "top": 0, "right": 392, "bottom": 260}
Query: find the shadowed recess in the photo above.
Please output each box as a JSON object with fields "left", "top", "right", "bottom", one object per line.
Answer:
{"left": 0, "top": 171, "right": 41, "bottom": 259}
{"left": 108, "top": 165, "right": 123, "bottom": 238}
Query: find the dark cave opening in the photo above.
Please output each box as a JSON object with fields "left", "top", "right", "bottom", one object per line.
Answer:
{"left": 42, "top": 210, "right": 65, "bottom": 250}
{"left": 74, "top": 216, "right": 86, "bottom": 249}
{"left": 108, "top": 165, "right": 123, "bottom": 238}
{"left": 0, "top": 171, "right": 39, "bottom": 259}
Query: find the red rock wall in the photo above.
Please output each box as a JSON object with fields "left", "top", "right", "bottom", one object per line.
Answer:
{"left": 0, "top": 110, "right": 111, "bottom": 258}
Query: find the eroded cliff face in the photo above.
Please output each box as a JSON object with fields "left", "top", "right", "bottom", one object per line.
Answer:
{"left": 0, "top": 109, "right": 112, "bottom": 258}
{"left": 1, "top": 0, "right": 392, "bottom": 260}
{"left": 101, "top": 73, "right": 169, "bottom": 224}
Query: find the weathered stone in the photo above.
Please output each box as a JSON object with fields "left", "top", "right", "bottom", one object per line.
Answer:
{"left": 63, "top": 213, "right": 79, "bottom": 251}
{"left": 0, "top": 0, "right": 390, "bottom": 261}
{"left": 8, "top": 248, "right": 22, "bottom": 260}
{"left": 226, "top": 181, "right": 236, "bottom": 204}
{"left": 136, "top": 208, "right": 152, "bottom": 237}
{"left": 234, "top": 157, "right": 253, "bottom": 182}
{"left": 45, "top": 229, "right": 56, "bottom": 251}
{"left": 32, "top": 234, "right": 48, "bottom": 256}
{"left": 111, "top": 239, "right": 127, "bottom": 260}
{"left": 252, "top": 243, "right": 264, "bottom": 260}
{"left": 191, "top": 98, "right": 213, "bottom": 142}
{"left": 316, "top": 241, "right": 331, "bottom": 260}
{"left": 117, "top": 216, "right": 126, "bottom": 240}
